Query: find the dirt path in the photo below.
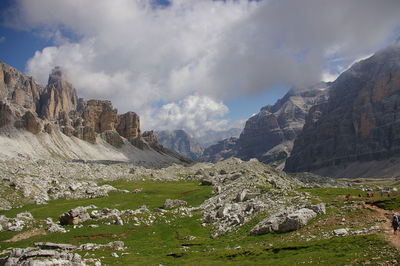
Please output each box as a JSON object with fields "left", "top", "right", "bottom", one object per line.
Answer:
{"left": 4, "top": 228, "right": 47, "bottom": 243}
{"left": 365, "top": 204, "right": 400, "bottom": 249}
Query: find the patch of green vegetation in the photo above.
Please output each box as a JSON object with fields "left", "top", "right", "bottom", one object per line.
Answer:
{"left": 299, "top": 187, "right": 364, "bottom": 202}
{"left": 372, "top": 196, "right": 400, "bottom": 210}
{"left": 0, "top": 180, "right": 212, "bottom": 220}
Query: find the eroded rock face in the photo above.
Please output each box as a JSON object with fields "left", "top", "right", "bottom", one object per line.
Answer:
{"left": 117, "top": 112, "right": 140, "bottom": 139}
{"left": 0, "top": 62, "right": 44, "bottom": 111}
{"left": 21, "top": 111, "right": 42, "bottom": 134}
{"left": 0, "top": 101, "right": 13, "bottom": 128}
{"left": 39, "top": 66, "right": 78, "bottom": 120}
{"left": 82, "top": 100, "right": 118, "bottom": 133}
{"left": 285, "top": 40, "right": 400, "bottom": 176}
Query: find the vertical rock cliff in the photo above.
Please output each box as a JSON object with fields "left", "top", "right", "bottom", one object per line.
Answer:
{"left": 285, "top": 40, "right": 400, "bottom": 177}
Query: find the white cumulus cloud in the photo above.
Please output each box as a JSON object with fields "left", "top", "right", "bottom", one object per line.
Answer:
{"left": 4, "top": 0, "right": 400, "bottom": 136}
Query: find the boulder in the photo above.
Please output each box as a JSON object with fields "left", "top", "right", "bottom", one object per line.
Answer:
{"left": 250, "top": 208, "right": 317, "bottom": 235}
{"left": 59, "top": 206, "right": 92, "bottom": 225}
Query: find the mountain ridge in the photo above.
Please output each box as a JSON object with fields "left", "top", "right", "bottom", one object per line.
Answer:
{"left": 0, "top": 62, "right": 190, "bottom": 166}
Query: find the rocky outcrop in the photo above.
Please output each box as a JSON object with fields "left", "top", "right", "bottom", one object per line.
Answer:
{"left": 59, "top": 206, "right": 94, "bottom": 225}
{"left": 117, "top": 111, "right": 140, "bottom": 139}
{"left": 203, "top": 84, "right": 329, "bottom": 163}
{"left": 285, "top": 40, "right": 400, "bottom": 177}
{"left": 156, "top": 129, "right": 204, "bottom": 160}
{"left": 82, "top": 100, "right": 117, "bottom": 132}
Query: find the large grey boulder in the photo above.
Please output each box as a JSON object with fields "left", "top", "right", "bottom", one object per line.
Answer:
{"left": 250, "top": 208, "right": 317, "bottom": 235}
{"left": 59, "top": 206, "right": 93, "bottom": 225}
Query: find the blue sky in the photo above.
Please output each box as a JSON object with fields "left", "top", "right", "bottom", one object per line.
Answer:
{"left": 1, "top": 0, "right": 400, "bottom": 136}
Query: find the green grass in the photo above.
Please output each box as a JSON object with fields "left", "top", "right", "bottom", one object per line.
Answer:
{"left": 372, "top": 196, "right": 400, "bottom": 210}
{"left": 0, "top": 180, "right": 212, "bottom": 220}
{"left": 0, "top": 181, "right": 399, "bottom": 265}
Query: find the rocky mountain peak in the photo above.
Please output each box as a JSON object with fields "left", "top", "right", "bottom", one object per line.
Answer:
{"left": 40, "top": 66, "right": 78, "bottom": 120}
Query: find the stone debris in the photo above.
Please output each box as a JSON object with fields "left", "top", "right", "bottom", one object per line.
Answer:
{"left": 163, "top": 199, "right": 188, "bottom": 209}
{"left": 79, "top": 241, "right": 125, "bottom": 251}
{"left": 0, "top": 212, "right": 35, "bottom": 232}
{"left": 45, "top": 218, "right": 67, "bottom": 233}
{"left": 1, "top": 247, "right": 85, "bottom": 266}
{"left": 332, "top": 226, "right": 380, "bottom": 237}
{"left": 0, "top": 241, "right": 125, "bottom": 265}
{"left": 333, "top": 228, "right": 349, "bottom": 236}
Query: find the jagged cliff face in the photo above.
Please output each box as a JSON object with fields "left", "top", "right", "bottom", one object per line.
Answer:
{"left": 155, "top": 130, "right": 204, "bottom": 160}
{"left": 0, "top": 62, "right": 44, "bottom": 112}
{"left": 0, "top": 62, "right": 190, "bottom": 165}
{"left": 285, "top": 41, "right": 400, "bottom": 177}
{"left": 203, "top": 84, "right": 329, "bottom": 163}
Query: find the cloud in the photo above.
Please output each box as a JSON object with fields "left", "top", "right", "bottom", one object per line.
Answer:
{"left": 141, "top": 95, "right": 230, "bottom": 138}
{"left": 5, "top": 0, "right": 400, "bottom": 136}
{"left": 0, "top": 36, "right": 5, "bottom": 43}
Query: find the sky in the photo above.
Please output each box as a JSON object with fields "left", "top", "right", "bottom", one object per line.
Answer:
{"left": 1, "top": 0, "right": 400, "bottom": 137}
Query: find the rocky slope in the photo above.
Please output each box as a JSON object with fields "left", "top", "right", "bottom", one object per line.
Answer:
{"left": 285, "top": 40, "right": 400, "bottom": 178}
{"left": 155, "top": 130, "right": 204, "bottom": 160}
{"left": 0, "top": 62, "right": 189, "bottom": 166}
{"left": 203, "top": 83, "right": 329, "bottom": 164}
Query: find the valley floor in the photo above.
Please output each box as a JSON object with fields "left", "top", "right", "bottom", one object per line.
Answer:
{"left": 1, "top": 160, "right": 400, "bottom": 265}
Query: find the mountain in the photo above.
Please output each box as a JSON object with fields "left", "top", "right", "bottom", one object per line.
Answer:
{"left": 285, "top": 40, "right": 400, "bottom": 177}
{"left": 0, "top": 62, "right": 190, "bottom": 166}
{"left": 202, "top": 83, "right": 329, "bottom": 164}
{"left": 155, "top": 129, "right": 204, "bottom": 160}
{"left": 197, "top": 128, "right": 242, "bottom": 148}
{"left": 201, "top": 137, "right": 238, "bottom": 162}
